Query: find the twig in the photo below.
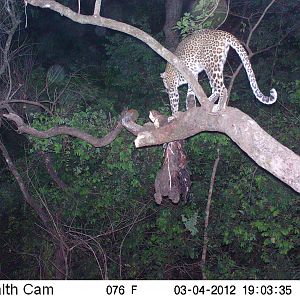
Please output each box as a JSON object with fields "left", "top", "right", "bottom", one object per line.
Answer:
{"left": 246, "top": 0, "right": 276, "bottom": 45}
{"left": 119, "top": 201, "right": 150, "bottom": 279}
{"left": 200, "top": 149, "right": 220, "bottom": 279}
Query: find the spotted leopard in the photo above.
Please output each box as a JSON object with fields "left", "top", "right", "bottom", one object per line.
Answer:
{"left": 161, "top": 29, "right": 277, "bottom": 115}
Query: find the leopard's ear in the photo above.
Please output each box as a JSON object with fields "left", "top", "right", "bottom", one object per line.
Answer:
{"left": 160, "top": 72, "right": 166, "bottom": 79}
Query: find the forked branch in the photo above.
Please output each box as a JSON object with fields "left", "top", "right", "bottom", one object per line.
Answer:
{"left": 26, "top": 0, "right": 211, "bottom": 110}
{"left": 131, "top": 107, "right": 300, "bottom": 193}
{"left": 4, "top": 106, "right": 300, "bottom": 193}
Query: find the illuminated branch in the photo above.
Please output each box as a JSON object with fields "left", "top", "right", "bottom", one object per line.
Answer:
{"left": 3, "top": 111, "right": 138, "bottom": 147}
{"left": 4, "top": 106, "right": 300, "bottom": 193}
{"left": 93, "top": 0, "right": 102, "bottom": 16}
{"left": 26, "top": 0, "right": 212, "bottom": 110}
{"left": 130, "top": 107, "right": 300, "bottom": 193}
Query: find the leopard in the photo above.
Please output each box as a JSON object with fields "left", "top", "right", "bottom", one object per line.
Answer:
{"left": 161, "top": 29, "right": 277, "bottom": 115}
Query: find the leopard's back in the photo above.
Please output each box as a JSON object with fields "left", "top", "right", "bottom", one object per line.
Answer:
{"left": 162, "top": 29, "right": 277, "bottom": 115}
{"left": 166, "top": 30, "right": 229, "bottom": 81}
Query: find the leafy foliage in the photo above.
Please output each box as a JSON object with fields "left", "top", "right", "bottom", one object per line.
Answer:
{"left": 176, "top": 0, "right": 228, "bottom": 36}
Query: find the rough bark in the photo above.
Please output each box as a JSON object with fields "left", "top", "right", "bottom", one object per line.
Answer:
{"left": 132, "top": 107, "right": 300, "bottom": 194}
{"left": 163, "top": 0, "right": 183, "bottom": 51}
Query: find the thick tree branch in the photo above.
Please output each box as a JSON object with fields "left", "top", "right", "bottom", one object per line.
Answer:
{"left": 4, "top": 106, "right": 300, "bottom": 193}
{"left": 130, "top": 107, "right": 300, "bottom": 193}
{"left": 26, "top": 0, "right": 211, "bottom": 110}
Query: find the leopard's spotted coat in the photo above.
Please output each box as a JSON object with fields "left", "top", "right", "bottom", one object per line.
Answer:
{"left": 161, "top": 29, "right": 277, "bottom": 114}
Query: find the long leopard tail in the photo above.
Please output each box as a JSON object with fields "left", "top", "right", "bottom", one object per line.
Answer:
{"left": 228, "top": 35, "right": 277, "bottom": 104}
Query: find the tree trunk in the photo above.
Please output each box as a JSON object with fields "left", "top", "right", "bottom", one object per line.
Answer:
{"left": 163, "top": 0, "right": 183, "bottom": 51}
{"left": 54, "top": 242, "right": 68, "bottom": 279}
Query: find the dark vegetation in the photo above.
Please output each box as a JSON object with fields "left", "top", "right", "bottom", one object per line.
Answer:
{"left": 0, "top": 0, "right": 299, "bottom": 279}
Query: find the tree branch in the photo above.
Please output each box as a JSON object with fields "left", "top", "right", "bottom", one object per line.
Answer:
{"left": 21, "top": 0, "right": 300, "bottom": 195}
{"left": 93, "top": 0, "right": 102, "bottom": 16}
{"left": 1, "top": 99, "right": 52, "bottom": 114}
{"left": 201, "top": 149, "right": 220, "bottom": 280}
{"left": 0, "top": 1, "right": 21, "bottom": 76}
{"left": 129, "top": 107, "right": 300, "bottom": 193}
{"left": 3, "top": 110, "right": 138, "bottom": 147}
{"left": 4, "top": 105, "right": 300, "bottom": 193}
{"left": 227, "top": 0, "right": 277, "bottom": 100}
{"left": 26, "top": 0, "right": 211, "bottom": 110}
{"left": 246, "top": 0, "right": 276, "bottom": 45}
{"left": 39, "top": 151, "right": 69, "bottom": 191}
{"left": 0, "top": 140, "right": 51, "bottom": 225}
{"left": 0, "top": 140, "right": 70, "bottom": 279}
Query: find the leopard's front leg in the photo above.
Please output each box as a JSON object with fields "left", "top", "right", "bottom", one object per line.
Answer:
{"left": 168, "top": 88, "right": 180, "bottom": 122}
